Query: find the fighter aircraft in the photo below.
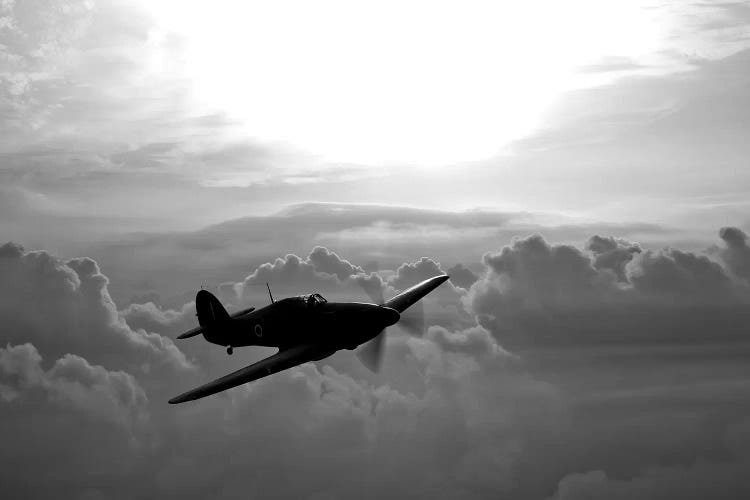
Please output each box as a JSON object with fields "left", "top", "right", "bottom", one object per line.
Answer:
{"left": 169, "top": 274, "right": 449, "bottom": 404}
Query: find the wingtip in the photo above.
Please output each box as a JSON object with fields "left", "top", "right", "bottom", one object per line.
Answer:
{"left": 168, "top": 393, "right": 193, "bottom": 404}
{"left": 430, "top": 274, "right": 450, "bottom": 286}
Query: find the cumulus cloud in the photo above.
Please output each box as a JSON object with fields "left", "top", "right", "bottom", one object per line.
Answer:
{"left": 389, "top": 257, "right": 446, "bottom": 290}
{"left": 0, "top": 343, "right": 154, "bottom": 498}
{"left": 153, "top": 322, "right": 559, "bottom": 500}
{"left": 308, "top": 245, "right": 366, "bottom": 280}
{"left": 237, "top": 246, "right": 385, "bottom": 304}
{"left": 627, "top": 247, "right": 737, "bottom": 302}
{"left": 385, "top": 257, "right": 472, "bottom": 330}
{"left": 120, "top": 301, "right": 197, "bottom": 337}
{"left": 0, "top": 242, "right": 192, "bottom": 373}
{"left": 83, "top": 202, "right": 682, "bottom": 309}
{"left": 446, "top": 263, "right": 479, "bottom": 290}
{"left": 467, "top": 234, "right": 617, "bottom": 331}
{"left": 586, "top": 235, "right": 641, "bottom": 281}
{"left": 468, "top": 232, "right": 750, "bottom": 350}
{"left": 0, "top": 343, "right": 148, "bottom": 430}
{"left": 3, "top": 232, "right": 750, "bottom": 499}
{"left": 717, "top": 226, "right": 750, "bottom": 283}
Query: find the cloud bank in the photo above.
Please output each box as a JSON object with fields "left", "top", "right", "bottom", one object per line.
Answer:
{"left": 1, "top": 226, "right": 750, "bottom": 498}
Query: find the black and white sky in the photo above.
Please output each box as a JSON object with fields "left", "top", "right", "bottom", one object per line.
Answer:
{"left": 2, "top": 1, "right": 750, "bottom": 499}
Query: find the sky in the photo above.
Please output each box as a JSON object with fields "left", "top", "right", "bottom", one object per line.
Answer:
{"left": 2, "top": 1, "right": 750, "bottom": 499}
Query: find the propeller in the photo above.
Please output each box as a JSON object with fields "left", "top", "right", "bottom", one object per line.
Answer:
{"left": 355, "top": 274, "right": 426, "bottom": 336}
{"left": 356, "top": 329, "right": 386, "bottom": 372}
{"left": 353, "top": 272, "right": 438, "bottom": 373}
{"left": 398, "top": 299, "right": 424, "bottom": 336}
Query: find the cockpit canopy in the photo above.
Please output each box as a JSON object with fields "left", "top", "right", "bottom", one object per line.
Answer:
{"left": 302, "top": 293, "right": 327, "bottom": 307}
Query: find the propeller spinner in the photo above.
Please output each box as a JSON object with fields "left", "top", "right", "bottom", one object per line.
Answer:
{"left": 355, "top": 274, "right": 447, "bottom": 372}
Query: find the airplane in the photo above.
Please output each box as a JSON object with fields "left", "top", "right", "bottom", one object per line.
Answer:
{"left": 169, "top": 274, "right": 450, "bottom": 404}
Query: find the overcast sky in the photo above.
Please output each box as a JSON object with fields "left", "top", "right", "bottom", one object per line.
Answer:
{"left": 2, "top": 1, "right": 750, "bottom": 499}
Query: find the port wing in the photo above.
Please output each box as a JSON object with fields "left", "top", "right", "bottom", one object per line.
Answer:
{"left": 169, "top": 342, "right": 324, "bottom": 404}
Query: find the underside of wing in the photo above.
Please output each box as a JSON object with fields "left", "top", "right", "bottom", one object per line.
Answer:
{"left": 169, "top": 343, "right": 326, "bottom": 404}
{"left": 384, "top": 274, "right": 449, "bottom": 313}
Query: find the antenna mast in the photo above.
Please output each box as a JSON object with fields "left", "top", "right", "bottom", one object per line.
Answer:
{"left": 266, "top": 282, "right": 275, "bottom": 304}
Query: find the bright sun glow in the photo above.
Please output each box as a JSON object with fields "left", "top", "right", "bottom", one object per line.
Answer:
{"left": 148, "top": 0, "right": 660, "bottom": 167}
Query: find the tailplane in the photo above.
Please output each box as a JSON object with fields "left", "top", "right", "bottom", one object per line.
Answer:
{"left": 177, "top": 290, "right": 254, "bottom": 342}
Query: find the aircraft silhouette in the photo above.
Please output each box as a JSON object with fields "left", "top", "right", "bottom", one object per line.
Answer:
{"left": 169, "top": 274, "right": 449, "bottom": 404}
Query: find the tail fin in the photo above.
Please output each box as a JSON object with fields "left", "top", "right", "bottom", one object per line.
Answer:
{"left": 196, "top": 289, "right": 230, "bottom": 326}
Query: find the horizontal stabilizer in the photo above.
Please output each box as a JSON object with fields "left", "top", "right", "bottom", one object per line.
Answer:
{"left": 177, "top": 326, "right": 203, "bottom": 339}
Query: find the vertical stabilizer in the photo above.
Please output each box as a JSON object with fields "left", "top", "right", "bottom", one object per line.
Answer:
{"left": 196, "top": 290, "right": 230, "bottom": 326}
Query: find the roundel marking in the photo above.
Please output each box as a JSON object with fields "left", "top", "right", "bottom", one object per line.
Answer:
{"left": 254, "top": 323, "right": 263, "bottom": 338}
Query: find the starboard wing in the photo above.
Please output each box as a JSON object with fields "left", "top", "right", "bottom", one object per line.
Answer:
{"left": 169, "top": 343, "right": 326, "bottom": 404}
{"left": 384, "top": 274, "right": 449, "bottom": 313}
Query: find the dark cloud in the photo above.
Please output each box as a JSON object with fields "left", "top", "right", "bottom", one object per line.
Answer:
{"left": 3, "top": 230, "right": 750, "bottom": 499}
{"left": 120, "top": 301, "right": 197, "bottom": 338}
{"left": 548, "top": 456, "right": 750, "bottom": 500}
{"left": 587, "top": 235, "right": 641, "bottom": 281}
{"left": 0, "top": 341, "right": 154, "bottom": 499}
{"left": 446, "top": 263, "right": 479, "bottom": 290}
{"left": 718, "top": 226, "right": 750, "bottom": 282}
{"left": 0, "top": 343, "right": 148, "bottom": 430}
{"left": 468, "top": 232, "right": 750, "bottom": 350}
{"left": 627, "top": 247, "right": 736, "bottom": 301}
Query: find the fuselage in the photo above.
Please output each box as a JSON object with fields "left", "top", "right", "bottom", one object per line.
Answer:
{"left": 202, "top": 296, "right": 400, "bottom": 356}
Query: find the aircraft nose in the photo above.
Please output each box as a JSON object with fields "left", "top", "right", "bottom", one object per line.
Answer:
{"left": 378, "top": 306, "right": 400, "bottom": 327}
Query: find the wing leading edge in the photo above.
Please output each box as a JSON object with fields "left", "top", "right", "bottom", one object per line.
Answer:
{"left": 169, "top": 343, "right": 325, "bottom": 404}
{"left": 384, "top": 274, "right": 449, "bottom": 313}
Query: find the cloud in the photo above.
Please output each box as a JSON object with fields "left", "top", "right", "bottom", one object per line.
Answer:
{"left": 0, "top": 342, "right": 148, "bottom": 429}
{"left": 0, "top": 242, "right": 193, "bottom": 374}
{"left": 389, "top": 257, "right": 445, "bottom": 290}
{"left": 0, "top": 342, "right": 154, "bottom": 498}
{"left": 153, "top": 324, "right": 559, "bottom": 500}
{"left": 717, "top": 226, "right": 750, "bottom": 283}
{"left": 446, "top": 263, "right": 479, "bottom": 290}
{"left": 548, "top": 457, "right": 750, "bottom": 500}
{"left": 3, "top": 230, "right": 750, "bottom": 499}
{"left": 237, "top": 247, "right": 381, "bottom": 303}
{"left": 470, "top": 234, "right": 617, "bottom": 318}
{"left": 308, "top": 245, "right": 366, "bottom": 281}
{"left": 586, "top": 235, "right": 641, "bottom": 282}
{"left": 78, "top": 202, "right": 685, "bottom": 309}
{"left": 627, "top": 247, "right": 736, "bottom": 302}
{"left": 467, "top": 232, "right": 750, "bottom": 350}
{"left": 120, "top": 301, "right": 197, "bottom": 337}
